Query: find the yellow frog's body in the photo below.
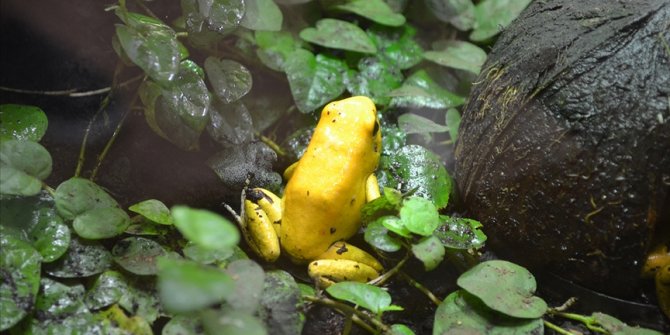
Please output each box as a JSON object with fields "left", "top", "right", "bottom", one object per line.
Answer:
{"left": 240, "top": 96, "right": 383, "bottom": 286}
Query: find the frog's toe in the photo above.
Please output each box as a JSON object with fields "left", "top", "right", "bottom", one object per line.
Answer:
{"left": 308, "top": 259, "right": 381, "bottom": 287}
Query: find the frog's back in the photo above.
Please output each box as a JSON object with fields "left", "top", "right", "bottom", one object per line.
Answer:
{"left": 281, "top": 97, "right": 381, "bottom": 263}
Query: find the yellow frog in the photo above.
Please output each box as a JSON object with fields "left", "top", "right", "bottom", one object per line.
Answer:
{"left": 237, "top": 96, "right": 384, "bottom": 287}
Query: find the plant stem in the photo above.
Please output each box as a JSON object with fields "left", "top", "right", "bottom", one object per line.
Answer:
{"left": 0, "top": 74, "right": 142, "bottom": 97}
{"left": 304, "top": 295, "right": 389, "bottom": 334}
{"left": 42, "top": 183, "right": 56, "bottom": 197}
{"left": 399, "top": 271, "right": 442, "bottom": 306}
{"left": 257, "top": 132, "right": 287, "bottom": 157}
{"left": 543, "top": 320, "right": 578, "bottom": 335}
{"left": 368, "top": 251, "right": 410, "bottom": 286}
{"left": 553, "top": 312, "right": 607, "bottom": 334}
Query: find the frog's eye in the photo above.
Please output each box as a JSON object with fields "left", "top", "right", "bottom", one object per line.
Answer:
{"left": 372, "top": 119, "right": 380, "bottom": 137}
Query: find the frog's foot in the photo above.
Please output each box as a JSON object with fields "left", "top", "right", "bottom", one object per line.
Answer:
{"left": 307, "top": 241, "right": 383, "bottom": 287}
{"left": 242, "top": 188, "right": 282, "bottom": 262}
{"left": 642, "top": 244, "right": 670, "bottom": 319}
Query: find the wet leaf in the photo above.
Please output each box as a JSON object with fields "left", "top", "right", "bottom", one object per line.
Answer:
{"left": 157, "top": 257, "right": 235, "bottom": 313}
{"left": 163, "top": 315, "right": 206, "bottom": 335}
{"left": 389, "top": 324, "right": 415, "bottom": 335}
{"left": 424, "top": 0, "right": 475, "bottom": 31}
{"left": 54, "top": 177, "right": 119, "bottom": 221}
{"left": 240, "top": 0, "right": 283, "bottom": 31}
{"left": 300, "top": 18, "right": 377, "bottom": 53}
{"left": 592, "top": 312, "right": 662, "bottom": 335}
{"left": 367, "top": 24, "right": 423, "bottom": 70}
{"left": 361, "top": 187, "right": 403, "bottom": 224}
{"left": 200, "top": 0, "right": 245, "bottom": 34}
{"left": 225, "top": 260, "right": 265, "bottom": 313}
{"left": 73, "top": 207, "right": 131, "bottom": 239}
{"left": 207, "top": 100, "right": 254, "bottom": 146}
{"left": 433, "top": 290, "right": 544, "bottom": 334}
{"left": 29, "top": 207, "right": 70, "bottom": 262}
{"left": 35, "top": 277, "right": 88, "bottom": 319}
{"left": 445, "top": 108, "right": 460, "bottom": 142}
{"left": 115, "top": 11, "right": 179, "bottom": 83}
{"left": 389, "top": 69, "right": 465, "bottom": 109}
{"left": 0, "top": 232, "right": 41, "bottom": 331}
{"left": 379, "top": 145, "right": 452, "bottom": 208}
{"left": 364, "top": 220, "right": 402, "bottom": 252}
{"left": 45, "top": 236, "right": 112, "bottom": 278}
{"left": 258, "top": 270, "right": 304, "bottom": 335}
{"left": 204, "top": 57, "right": 252, "bottom": 103}
{"left": 380, "top": 215, "right": 411, "bottom": 238}
{"left": 345, "top": 56, "right": 403, "bottom": 106}
{"left": 330, "top": 0, "right": 405, "bottom": 27}
{"left": 255, "top": 30, "right": 301, "bottom": 71}
{"left": 172, "top": 206, "right": 239, "bottom": 251}
{"left": 470, "top": 0, "right": 531, "bottom": 41}
{"left": 112, "top": 237, "right": 167, "bottom": 275}
{"left": 326, "top": 282, "right": 402, "bottom": 314}
{"left": 400, "top": 197, "right": 440, "bottom": 236}
{"left": 128, "top": 199, "right": 172, "bottom": 225}
{"left": 398, "top": 113, "right": 449, "bottom": 141}
{"left": 0, "top": 140, "right": 52, "bottom": 196}
{"left": 435, "top": 216, "right": 486, "bottom": 250}
{"left": 95, "top": 304, "right": 152, "bottom": 335}
{"left": 411, "top": 235, "right": 445, "bottom": 271}
{"left": 424, "top": 40, "right": 487, "bottom": 74}
{"left": 457, "top": 260, "right": 547, "bottom": 319}
{"left": 284, "top": 49, "right": 346, "bottom": 113}
{"left": 84, "top": 271, "right": 127, "bottom": 310}
{"left": 202, "top": 308, "right": 267, "bottom": 335}
{"left": 208, "top": 142, "right": 281, "bottom": 191}
{"left": 0, "top": 104, "right": 48, "bottom": 142}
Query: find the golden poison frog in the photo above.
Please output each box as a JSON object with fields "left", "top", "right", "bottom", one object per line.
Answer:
{"left": 642, "top": 244, "right": 670, "bottom": 318}
{"left": 238, "top": 96, "right": 383, "bottom": 287}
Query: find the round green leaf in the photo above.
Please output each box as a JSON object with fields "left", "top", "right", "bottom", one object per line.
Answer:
{"left": 204, "top": 57, "right": 252, "bottom": 103}
{"left": 224, "top": 260, "right": 265, "bottom": 313}
{"left": 112, "top": 237, "right": 167, "bottom": 275}
{"left": 30, "top": 207, "right": 70, "bottom": 262}
{"left": 379, "top": 145, "right": 453, "bottom": 209}
{"left": 379, "top": 215, "right": 412, "bottom": 238}
{"left": 424, "top": 0, "right": 475, "bottom": 31}
{"left": 255, "top": 30, "right": 301, "bottom": 71}
{"left": 163, "top": 315, "right": 205, "bottom": 335}
{"left": 389, "top": 69, "right": 465, "bottom": 109}
{"left": 45, "top": 236, "right": 112, "bottom": 278}
{"left": 424, "top": 40, "right": 487, "bottom": 74}
{"left": 201, "top": 0, "right": 245, "bottom": 34}
{"left": 35, "top": 277, "right": 88, "bottom": 319}
{"left": 389, "top": 324, "right": 415, "bottom": 335}
{"left": 470, "top": 0, "right": 532, "bottom": 41}
{"left": 73, "top": 207, "right": 131, "bottom": 239}
{"left": 0, "top": 232, "right": 41, "bottom": 331}
{"left": 398, "top": 113, "right": 449, "bottom": 139}
{"left": 207, "top": 100, "right": 254, "bottom": 146}
{"left": 157, "top": 257, "right": 235, "bottom": 313}
{"left": 0, "top": 104, "right": 48, "bottom": 142}
{"left": 0, "top": 140, "right": 52, "bottom": 196}
{"left": 364, "top": 220, "right": 402, "bottom": 252}
{"left": 84, "top": 271, "right": 128, "bottom": 310}
{"left": 445, "top": 108, "right": 461, "bottom": 142}
{"left": 330, "top": 0, "right": 405, "bottom": 27}
{"left": 284, "top": 49, "right": 347, "bottom": 113}
{"left": 457, "top": 260, "right": 548, "bottom": 319}
{"left": 183, "top": 241, "right": 234, "bottom": 264}
{"left": 128, "top": 199, "right": 172, "bottom": 225}
{"left": 240, "top": 0, "right": 283, "bottom": 31}
{"left": 202, "top": 308, "right": 267, "bottom": 335}
{"left": 95, "top": 304, "right": 153, "bottom": 335}
{"left": 400, "top": 197, "right": 440, "bottom": 236}
{"left": 366, "top": 24, "right": 423, "bottom": 70}
{"left": 258, "top": 270, "right": 305, "bottom": 335}
{"left": 115, "top": 12, "right": 180, "bottom": 83}
{"left": 433, "top": 290, "right": 544, "bottom": 335}
{"left": 591, "top": 312, "right": 663, "bottom": 335}
{"left": 300, "top": 18, "right": 377, "bottom": 53}
{"left": 54, "top": 177, "right": 119, "bottom": 220}
{"left": 434, "top": 216, "right": 486, "bottom": 250}
{"left": 411, "top": 235, "right": 445, "bottom": 271}
{"left": 344, "top": 56, "right": 403, "bottom": 106}
{"left": 326, "top": 282, "right": 402, "bottom": 314}
{"left": 172, "top": 206, "right": 239, "bottom": 251}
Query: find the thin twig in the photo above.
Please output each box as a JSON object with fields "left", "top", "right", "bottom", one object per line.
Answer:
{"left": 399, "top": 271, "right": 442, "bottom": 306}
{"left": 367, "top": 251, "right": 410, "bottom": 286}
{"left": 0, "top": 75, "right": 143, "bottom": 98}
{"left": 543, "top": 320, "right": 578, "bottom": 335}
{"left": 304, "top": 295, "right": 389, "bottom": 333}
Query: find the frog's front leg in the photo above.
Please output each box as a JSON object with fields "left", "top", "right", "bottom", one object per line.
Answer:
{"left": 242, "top": 188, "right": 282, "bottom": 262}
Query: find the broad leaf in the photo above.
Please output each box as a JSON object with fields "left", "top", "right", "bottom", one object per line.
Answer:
{"left": 0, "top": 232, "right": 41, "bottom": 331}
{"left": 284, "top": 49, "right": 346, "bottom": 113}
{"left": 240, "top": 0, "right": 283, "bottom": 31}
{"left": 300, "top": 18, "right": 377, "bottom": 53}
{"left": 0, "top": 140, "right": 52, "bottom": 196}
{"left": 172, "top": 206, "right": 239, "bottom": 251}
{"left": 205, "top": 57, "right": 252, "bottom": 103}
{"left": 326, "top": 282, "right": 402, "bottom": 314}
{"left": 0, "top": 104, "right": 48, "bottom": 142}
{"left": 470, "top": 0, "right": 531, "bottom": 41}
{"left": 330, "top": 0, "right": 405, "bottom": 27}
{"left": 424, "top": 40, "right": 487, "bottom": 74}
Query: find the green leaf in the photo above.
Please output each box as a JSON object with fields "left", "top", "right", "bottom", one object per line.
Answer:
{"left": 115, "top": 12, "right": 179, "bottom": 83}
{"left": 424, "top": 40, "right": 487, "bottom": 74}
{"left": 84, "top": 271, "right": 128, "bottom": 310}
{"left": 435, "top": 216, "right": 486, "bottom": 250}
{"left": 284, "top": 49, "right": 347, "bottom": 113}
{"left": 389, "top": 69, "right": 465, "bottom": 109}
{"left": 457, "top": 260, "right": 548, "bottom": 319}
{"left": 128, "top": 199, "right": 172, "bottom": 225}
{"left": 255, "top": 30, "right": 301, "bottom": 71}
{"left": 35, "top": 277, "right": 87, "bottom": 320}
{"left": 411, "top": 235, "right": 445, "bottom": 271}
{"left": 400, "top": 197, "right": 440, "bottom": 236}
{"left": 258, "top": 271, "right": 305, "bottom": 335}
{"left": 424, "top": 0, "right": 475, "bottom": 31}
{"left": 591, "top": 312, "right": 663, "bottom": 335}
{"left": 0, "top": 104, "right": 48, "bottom": 142}
{"left": 445, "top": 108, "right": 461, "bottom": 142}
{"left": 361, "top": 187, "right": 403, "bottom": 223}
{"left": 0, "top": 140, "right": 52, "bottom": 196}
{"left": 45, "top": 236, "right": 112, "bottom": 278}
{"left": 157, "top": 257, "right": 234, "bottom": 313}
{"left": 300, "top": 18, "right": 377, "bottom": 53}
{"left": 389, "top": 324, "right": 416, "bottom": 335}
{"left": 364, "top": 220, "right": 402, "bottom": 252}
{"left": 184, "top": 241, "right": 234, "bottom": 264}
{"left": 95, "top": 304, "right": 153, "bottom": 335}
{"left": 202, "top": 308, "right": 267, "bottom": 335}
{"left": 163, "top": 315, "right": 206, "bottom": 335}
{"left": 29, "top": 207, "right": 71, "bottom": 262}
{"left": 201, "top": 0, "right": 245, "bottom": 34}
{"left": 111, "top": 237, "right": 167, "bottom": 275}
{"left": 172, "top": 206, "right": 240, "bottom": 251}
{"left": 204, "top": 57, "right": 252, "bottom": 103}
{"left": 367, "top": 24, "right": 423, "bottom": 70}
{"left": 397, "top": 113, "right": 449, "bottom": 141}
{"left": 379, "top": 215, "right": 412, "bottom": 238}
{"left": 379, "top": 145, "right": 453, "bottom": 208}
{"left": 330, "top": 0, "right": 405, "bottom": 27}
{"left": 54, "top": 177, "right": 119, "bottom": 220}
{"left": 207, "top": 142, "right": 281, "bottom": 191}
{"left": 0, "top": 232, "right": 41, "bottom": 331}
{"left": 240, "top": 0, "right": 283, "bottom": 31}
{"left": 73, "top": 207, "right": 131, "bottom": 239}
{"left": 344, "top": 56, "right": 403, "bottom": 106}
{"left": 433, "top": 290, "right": 544, "bottom": 335}
{"left": 207, "top": 100, "right": 254, "bottom": 146}
{"left": 326, "top": 281, "right": 402, "bottom": 314}
{"left": 470, "top": 0, "right": 531, "bottom": 41}
{"left": 224, "top": 260, "right": 266, "bottom": 313}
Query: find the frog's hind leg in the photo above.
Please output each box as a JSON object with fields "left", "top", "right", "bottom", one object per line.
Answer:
{"left": 243, "top": 188, "right": 282, "bottom": 262}
{"left": 308, "top": 241, "right": 384, "bottom": 287}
